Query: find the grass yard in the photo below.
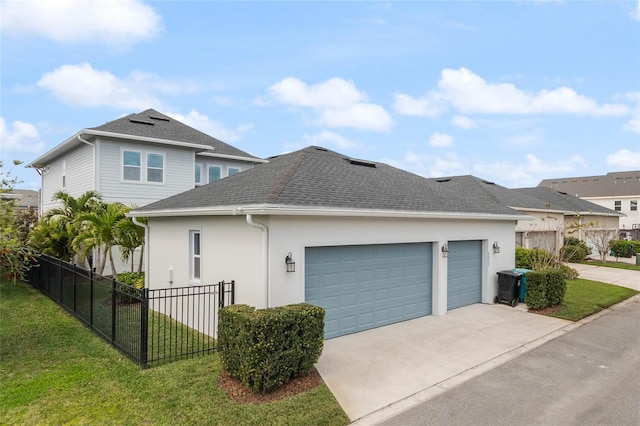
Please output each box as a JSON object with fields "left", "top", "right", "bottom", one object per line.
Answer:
{"left": 0, "top": 281, "right": 349, "bottom": 426}
{"left": 547, "top": 278, "right": 639, "bottom": 321}
{"left": 578, "top": 260, "right": 640, "bottom": 272}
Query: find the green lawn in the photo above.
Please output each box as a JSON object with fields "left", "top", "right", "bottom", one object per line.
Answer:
{"left": 578, "top": 260, "right": 640, "bottom": 272}
{"left": 548, "top": 278, "right": 639, "bottom": 321}
{"left": 0, "top": 281, "right": 349, "bottom": 426}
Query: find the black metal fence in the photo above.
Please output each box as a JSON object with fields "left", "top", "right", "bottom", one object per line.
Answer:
{"left": 27, "top": 253, "right": 235, "bottom": 368}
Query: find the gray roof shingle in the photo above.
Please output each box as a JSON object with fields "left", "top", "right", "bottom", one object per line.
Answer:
{"left": 538, "top": 171, "right": 640, "bottom": 197}
{"left": 90, "top": 109, "right": 259, "bottom": 159}
{"left": 135, "top": 146, "right": 526, "bottom": 216}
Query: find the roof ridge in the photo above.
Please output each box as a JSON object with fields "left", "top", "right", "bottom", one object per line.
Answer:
{"left": 264, "top": 150, "right": 307, "bottom": 203}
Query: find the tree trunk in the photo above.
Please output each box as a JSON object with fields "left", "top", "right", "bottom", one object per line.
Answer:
{"left": 108, "top": 246, "right": 117, "bottom": 277}
{"left": 137, "top": 244, "right": 144, "bottom": 273}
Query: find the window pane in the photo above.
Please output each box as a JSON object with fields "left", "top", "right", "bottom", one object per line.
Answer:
{"left": 124, "top": 151, "right": 141, "bottom": 166}
{"left": 631, "top": 200, "right": 638, "bottom": 211}
{"left": 124, "top": 166, "right": 140, "bottom": 181}
{"left": 193, "top": 258, "right": 201, "bottom": 279}
{"left": 208, "top": 166, "right": 221, "bottom": 183}
{"left": 147, "top": 153, "right": 163, "bottom": 168}
{"left": 615, "top": 201, "right": 621, "bottom": 211}
{"left": 195, "top": 164, "right": 202, "bottom": 183}
{"left": 147, "top": 169, "right": 163, "bottom": 182}
{"left": 228, "top": 167, "right": 240, "bottom": 176}
{"left": 193, "top": 232, "right": 200, "bottom": 255}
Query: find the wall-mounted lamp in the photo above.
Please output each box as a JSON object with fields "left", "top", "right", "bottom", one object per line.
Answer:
{"left": 285, "top": 252, "right": 296, "bottom": 272}
{"left": 168, "top": 267, "right": 174, "bottom": 284}
{"left": 493, "top": 241, "right": 501, "bottom": 254}
{"left": 441, "top": 243, "right": 449, "bottom": 258}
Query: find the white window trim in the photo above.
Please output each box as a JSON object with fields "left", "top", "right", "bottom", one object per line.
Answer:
{"left": 195, "top": 162, "right": 204, "bottom": 185}
{"left": 189, "top": 229, "right": 202, "bottom": 284}
{"left": 121, "top": 148, "right": 166, "bottom": 185}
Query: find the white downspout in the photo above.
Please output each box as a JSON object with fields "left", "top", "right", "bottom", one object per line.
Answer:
{"left": 132, "top": 217, "right": 149, "bottom": 289}
{"left": 245, "top": 213, "right": 270, "bottom": 308}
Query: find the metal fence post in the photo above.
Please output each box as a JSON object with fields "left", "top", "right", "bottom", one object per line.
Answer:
{"left": 73, "top": 264, "right": 77, "bottom": 314}
{"left": 218, "top": 281, "right": 224, "bottom": 309}
{"left": 111, "top": 279, "right": 117, "bottom": 344}
{"left": 230, "top": 280, "right": 235, "bottom": 305}
{"left": 140, "top": 288, "right": 149, "bottom": 369}
{"left": 89, "top": 269, "right": 94, "bottom": 327}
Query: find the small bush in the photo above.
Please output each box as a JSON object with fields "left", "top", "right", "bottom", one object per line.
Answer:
{"left": 545, "top": 269, "right": 566, "bottom": 306}
{"left": 117, "top": 272, "right": 145, "bottom": 289}
{"left": 560, "top": 245, "right": 587, "bottom": 263}
{"left": 516, "top": 247, "right": 557, "bottom": 270}
{"left": 218, "top": 303, "right": 325, "bottom": 393}
{"left": 563, "top": 237, "right": 592, "bottom": 256}
{"left": 609, "top": 240, "right": 637, "bottom": 258}
{"left": 524, "top": 271, "right": 547, "bottom": 310}
{"left": 558, "top": 264, "right": 579, "bottom": 280}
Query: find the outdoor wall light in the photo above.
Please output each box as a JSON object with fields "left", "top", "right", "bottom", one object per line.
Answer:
{"left": 285, "top": 252, "right": 296, "bottom": 272}
{"left": 493, "top": 241, "right": 501, "bottom": 254}
{"left": 441, "top": 243, "right": 449, "bottom": 257}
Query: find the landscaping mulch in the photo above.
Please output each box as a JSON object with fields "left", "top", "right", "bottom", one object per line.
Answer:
{"left": 218, "top": 367, "right": 324, "bottom": 404}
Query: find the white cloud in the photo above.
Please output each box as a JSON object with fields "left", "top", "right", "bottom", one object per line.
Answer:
{"left": 37, "top": 63, "right": 199, "bottom": 111}
{"left": 302, "top": 130, "right": 358, "bottom": 150}
{"left": 267, "top": 77, "right": 392, "bottom": 132}
{"left": 428, "top": 132, "right": 454, "bottom": 148}
{"left": 166, "top": 110, "right": 252, "bottom": 143}
{"left": 624, "top": 118, "right": 640, "bottom": 133}
{"left": 451, "top": 115, "right": 477, "bottom": 129}
{"left": 0, "top": 118, "right": 45, "bottom": 154}
{"left": 0, "top": 0, "right": 162, "bottom": 47}
{"left": 385, "top": 150, "right": 467, "bottom": 178}
{"left": 395, "top": 67, "right": 630, "bottom": 117}
{"left": 606, "top": 149, "right": 640, "bottom": 169}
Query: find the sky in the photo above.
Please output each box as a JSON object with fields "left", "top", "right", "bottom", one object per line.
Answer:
{"left": 1, "top": 0, "right": 639, "bottom": 191}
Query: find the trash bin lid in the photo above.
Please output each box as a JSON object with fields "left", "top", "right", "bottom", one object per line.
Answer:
{"left": 497, "top": 270, "right": 521, "bottom": 277}
{"left": 512, "top": 268, "right": 532, "bottom": 275}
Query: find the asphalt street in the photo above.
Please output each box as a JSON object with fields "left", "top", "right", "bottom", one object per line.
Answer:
{"left": 380, "top": 297, "right": 640, "bottom": 426}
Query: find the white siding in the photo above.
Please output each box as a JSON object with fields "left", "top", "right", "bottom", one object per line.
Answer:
{"left": 97, "top": 138, "right": 195, "bottom": 207}
{"left": 40, "top": 144, "right": 95, "bottom": 213}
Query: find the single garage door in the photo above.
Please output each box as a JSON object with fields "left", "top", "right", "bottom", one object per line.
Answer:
{"left": 447, "top": 240, "right": 482, "bottom": 310}
{"left": 306, "top": 243, "right": 432, "bottom": 339}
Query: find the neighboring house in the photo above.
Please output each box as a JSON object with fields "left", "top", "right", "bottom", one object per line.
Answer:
{"left": 538, "top": 171, "right": 640, "bottom": 240}
{"left": 26, "top": 108, "right": 267, "bottom": 212}
{"left": 129, "top": 146, "right": 527, "bottom": 339}
{"left": 425, "top": 176, "right": 621, "bottom": 255}
{"left": 26, "top": 109, "right": 267, "bottom": 274}
{"left": 0, "top": 189, "right": 39, "bottom": 214}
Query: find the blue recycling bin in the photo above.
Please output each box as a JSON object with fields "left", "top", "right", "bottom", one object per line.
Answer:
{"left": 512, "top": 268, "right": 532, "bottom": 302}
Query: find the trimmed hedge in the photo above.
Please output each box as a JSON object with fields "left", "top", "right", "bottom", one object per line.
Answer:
{"left": 609, "top": 240, "right": 639, "bottom": 258}
{"left": 218, "top": 303, "right": 325, "bottom": 393}
{"left": 525, "top": 269, "right": 566, "bottom": 310}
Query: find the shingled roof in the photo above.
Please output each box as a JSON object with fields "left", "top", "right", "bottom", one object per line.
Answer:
{"left": 425, "top": 175, "right": 620, "bottom": 216}
{"left": 90, "top": 109, "right": 258, "bottom": 159}
{"left": 538, "top": 171, "right": 640, "bottom": 197}
{"left": 133, "top": 146, "right": 526, "bottom": 217}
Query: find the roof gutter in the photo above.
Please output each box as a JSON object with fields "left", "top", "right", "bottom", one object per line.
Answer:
{"left": 242, "top": 212, "right": 270, "bottom": 308}
{"left": 128, "top": 204, "right": 530, "bottom": 221}
{"left": 197, "top": 151, "right": 269, "bottom": 163}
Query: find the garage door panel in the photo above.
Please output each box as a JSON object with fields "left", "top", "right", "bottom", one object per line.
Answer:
{"left": 447, "top": 240, "right": 482, "bottom": 310}
{"left": 306, "top": 243, "right": 432, "bottom": 339}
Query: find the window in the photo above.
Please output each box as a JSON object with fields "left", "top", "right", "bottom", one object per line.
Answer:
{"left": 190, "top": 230, "right": 201, "bottom": 282}
{"left": 123, "top": 150, "right": 141, "bottom": 181}
{"left": 195, "top": 163, "right": 202, "bottom": 185}
{"left": 208, "top": 166, "right": 221, "bottom": 183}
{"left": 146, "top": 153, "right": 164, "bottom": 183}
{"left": 631, "top": 200, "right": 638, "bottom": 211}
{"left": 614, "top": 200, "right": 622, "bottom": 211}
{"left": 228, "top": 167, "right": 240, "bottom": 176}
{"left": 62, "top": 160, "right": 67, "bottom": 188}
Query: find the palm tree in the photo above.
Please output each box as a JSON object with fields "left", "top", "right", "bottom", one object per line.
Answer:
{"left": 40, "top": 191, "right": 102, "bottom": 262}
{"left": 74, "top": 202, "right": 129, "bottom": 276}
{"left": 114, "top": 215, "right": 146, "bottom": 273}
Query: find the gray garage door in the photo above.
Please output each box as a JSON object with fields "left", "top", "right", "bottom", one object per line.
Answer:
{"left": 305, "top": 243, "right": 432, "bottom": 339}
{"left": 447, "top": 240, "right": 482, "bottom": 310}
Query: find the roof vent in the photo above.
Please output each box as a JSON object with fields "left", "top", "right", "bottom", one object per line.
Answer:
{"left": 129, "top": 118, "right": 154, "bottom": 126}
{"left": 435, "top": 178, "right": 451, "bottom": 183}
{"left": 346, "top": 158, "right": 376, "bottom": 168}
{"left": 149, "top": 115, "right": 170, "bottom": 122}
{"left": 314, "top": 147, "right": 328, "bottom": 152}
{"left": 481, "top": 180, "right": 495, "bottom": 185}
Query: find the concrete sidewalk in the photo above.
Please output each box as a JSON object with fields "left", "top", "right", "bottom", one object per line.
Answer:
{"left": 569, "top": 262, "right": 640, "bottom": 291}
{"left": 316, "top": 303, "right": 571, "bottom": 422}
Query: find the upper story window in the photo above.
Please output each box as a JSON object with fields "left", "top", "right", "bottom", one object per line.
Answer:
{"left": 195, "top": 163, "right": 203, "bottom": 185}
{"left": 208, "top": 166, "right": 221, "bottom": 183}
{"left": 147, "top": 153, "right": 164, "bottom": 183}
{"left": 228, "top": 167, "right": 240, "bottom": 176}
{"left": 122, "top": 149, "right": 164, "bottom": 184}
{"left": 614, "top": 200, "right": 622, "bottom": 211}
{"left": 631, "top": 200, "right": 638, "bottom": 211}
{"left": 123, "top": 150, "right": 141, "bottom": 181}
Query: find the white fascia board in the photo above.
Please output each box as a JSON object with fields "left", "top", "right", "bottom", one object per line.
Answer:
{"left": 128, "top": 203, "right": 528, "bottom": 221}
{"left": 196, "top": 151, "right": 269, "bottom": 163}
{"left": 513, "top": 206, "right": 621, "bottom": 218}
{"left": 26, "top": 129, "right": 214, "bottom": 168}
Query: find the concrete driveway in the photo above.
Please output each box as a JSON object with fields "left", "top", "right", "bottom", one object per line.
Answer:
{"left": 316, "top": 303, "right": 571, "bottom": 421}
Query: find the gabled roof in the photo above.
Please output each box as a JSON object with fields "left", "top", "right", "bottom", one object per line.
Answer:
{"left": 538, "top": 171, "right": 640, "bottom": 197}
{"left": 28, "top": 109, "right": 264, "bottom": 168}
{"left": 514, "top": 187, "right": 623, "bottom": 216}
{"left": 132, "top": 146, "right": 526, "bottom": 219}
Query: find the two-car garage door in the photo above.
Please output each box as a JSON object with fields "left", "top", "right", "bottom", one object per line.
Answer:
{"left": 305, "top": 243, "right": 432, "bottom": 339}
{"left": 305, "top": 240, "right": 483, "bottom": 339}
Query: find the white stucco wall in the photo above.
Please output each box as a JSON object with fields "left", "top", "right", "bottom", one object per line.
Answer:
{"left": 583, "top": 196, "right": 638, "bottom": 231}
{"left": 146, "top": 214, "right": 517, "bottom": 318}
{"left": 515, "top": 211, "right": 564, "bottom": 254}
